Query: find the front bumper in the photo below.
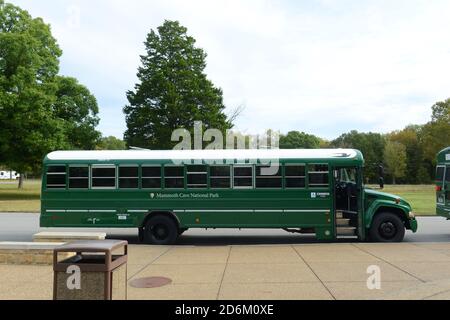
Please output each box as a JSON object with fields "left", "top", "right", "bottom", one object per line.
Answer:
{"left": 408, "top": 217, "right": 418, "bottom": 233}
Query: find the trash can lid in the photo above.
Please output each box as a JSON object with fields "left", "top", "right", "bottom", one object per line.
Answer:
{"left": 54, "top": 240, "right": 127, "bottom": 253}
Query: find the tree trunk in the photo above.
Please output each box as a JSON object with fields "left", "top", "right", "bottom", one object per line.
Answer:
{"left": 392, "top": 176, "right": 396, "bottom": 185}
{"left": 18, "top": 174, "right": 24, "bottom": 189}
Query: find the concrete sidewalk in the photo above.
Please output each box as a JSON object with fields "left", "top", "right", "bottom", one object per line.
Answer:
{"left": 2, "top": 242, "right": 450, "bottom": 300}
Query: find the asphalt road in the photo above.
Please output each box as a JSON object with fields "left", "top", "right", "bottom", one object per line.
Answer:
{"left": 1, "top": 213, "right": 450, "bottom": 244}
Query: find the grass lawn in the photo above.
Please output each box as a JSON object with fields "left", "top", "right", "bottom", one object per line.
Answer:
{"left": 0, "top": 180, "right": 437, "bottom": 215}
{"left": 0, "top": 180, "right": 41, "bottom": 212}
{"left": 367, "top": 184, "right": 436, "bottom": 216}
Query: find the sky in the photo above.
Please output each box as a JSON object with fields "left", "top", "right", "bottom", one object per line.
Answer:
{"left": 9, "top": 0, "right": 450, "bottom": 140}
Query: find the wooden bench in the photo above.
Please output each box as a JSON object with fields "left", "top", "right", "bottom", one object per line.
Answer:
{"left": 33, "top": 232, "right": 107, "bottom": 243}
{"left": 0, "top": 242, "right": 67, "bottom": 265}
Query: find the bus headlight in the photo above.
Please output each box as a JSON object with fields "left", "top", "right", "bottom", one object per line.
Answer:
{"left": 409, "top": 212, "right": 415, "bottom": 219}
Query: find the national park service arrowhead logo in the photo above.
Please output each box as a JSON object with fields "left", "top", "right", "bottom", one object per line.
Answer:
{"left": 150, "top": 193, "right": 155, "bottom": 199}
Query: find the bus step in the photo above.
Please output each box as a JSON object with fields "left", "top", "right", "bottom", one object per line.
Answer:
{"left": 336, "top": 227, "right": 356, "bottom": 236}
{"left": 336, "top": 218, "right": 351, "bottom": 227}
{"left": 335, "top": 211, "right": 344, "bottom": 219}
{"left": 337, "top": 235, "right": 358, "bottom": 240}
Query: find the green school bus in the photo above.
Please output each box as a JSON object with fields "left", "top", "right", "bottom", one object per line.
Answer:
{"left": 436, "top": 147, "right": 450, "bottom": 217}
{"left": 40, "top": 149, "right": 417, "bottom": 244}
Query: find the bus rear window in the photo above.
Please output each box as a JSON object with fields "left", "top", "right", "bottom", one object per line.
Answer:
{"left": 46, "top": 166, "right": 66, "bottom": 189}
{"left": 436, "top": 166, "right": 445, "bottom": 182}
{"left": 446, "top": 167, "right": 450, "bottom": 182}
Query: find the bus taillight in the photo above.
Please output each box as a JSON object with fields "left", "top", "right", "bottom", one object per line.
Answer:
{"left": 436, "top": 185, "right": 442, "bottom": 192}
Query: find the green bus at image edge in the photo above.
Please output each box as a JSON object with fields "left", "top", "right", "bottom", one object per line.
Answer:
{"left": 40, "top": 149, "right": 418, "bottom": 244}
{"left": 436, "top": 147, "right": 450, "bottom": 218}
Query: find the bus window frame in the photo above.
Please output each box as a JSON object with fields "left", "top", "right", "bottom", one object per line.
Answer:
{"left": 91, "top": 164, "right": 117, "bottom": 190}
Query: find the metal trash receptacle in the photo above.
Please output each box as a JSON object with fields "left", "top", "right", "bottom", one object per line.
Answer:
{"left": 53, "top": 240, "right": 128, "bottom": 300}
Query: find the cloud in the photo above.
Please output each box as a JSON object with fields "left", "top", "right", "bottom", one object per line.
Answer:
{"left": 9, "top": 0, "right": 450, "bottom": 140}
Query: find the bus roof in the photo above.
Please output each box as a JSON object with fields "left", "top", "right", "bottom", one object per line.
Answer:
{"left": 437, "top": 147, "right": 450, "bottom": 163}
{"left": 45, "top": 149, "right": 364, "bottom": 163}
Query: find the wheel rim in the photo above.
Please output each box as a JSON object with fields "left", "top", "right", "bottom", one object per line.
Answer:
{"left": 379, "top": 221, "right": 397, "bottom": 240}
{"left": 151, "top": 224, "right": 169, "bottom": 241}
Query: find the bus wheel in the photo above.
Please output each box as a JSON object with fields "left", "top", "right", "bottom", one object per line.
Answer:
{"left": 144, "top": 215, "right": 178, "bottom": 245}
{"left": 369, "top": 212, "right": 405, "bottom": 242}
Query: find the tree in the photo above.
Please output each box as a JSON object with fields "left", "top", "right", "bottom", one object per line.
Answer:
{"left": 0, "top": 1, "right": 66, "bottom": 188}
{"left": 0, "top": 2, "right": 101, "bottom": 188}
{"left": 96, "top": 136, "right": 126, "bottom": 150}
{"left": 123, "top": 20, "right": 232, "bottom": 150}
{"left": 431, "top": 98, "right": 450, "bottom": 123}
{"left": 389, "top": 126, "right": 427, "bottom": 184}
{"left": 330, "top": 130, "right": 386, "bottom": 183}
{"left": 279, "top": 131, "right": 322, "bottom": 149}
{"left": 53, "top": 76, "right": 101, "bottom": 149}
{"left": 419, "top": 98, "right": 450, "bottom": 178}
{"left": 384, "top": 140, "right": 407, "bottom": 184}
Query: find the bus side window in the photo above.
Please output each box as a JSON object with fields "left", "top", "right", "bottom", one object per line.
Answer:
{"left": 142, "top": 166, "right": 161, "bottom": 189}
{"left": 308, "top": 164, "right": 329, "bottom": 188}
{"left": 91, "top": 165, "right": 116, "bottom": 189}
{"left": 446, "top": 167, "right": 450, "bottom": 182}
{"left": 233, "top": 166, "right": 253, "bottom": 188}
{"left": 69, "top": 166, "right": 89, "bottom": 189}
{"left": 119, "top": 166, "right": 139, "bottom": 189}
{"left": 187, "top": 165, "right": 207, "bottom": 189}
{"left": 210, "top": 166, "right": 231, "bottom": 189}
{"left": 164, "top": 166, "right": 184, "bottom": 189}
{"left": 46, "top": 165, "right": 67, "bottom": 189}
{"left": 285, "top": 165, "right": 306, "bottom": 188}
{"left": 255, "top": 165, "right": 282, "bottom": 188}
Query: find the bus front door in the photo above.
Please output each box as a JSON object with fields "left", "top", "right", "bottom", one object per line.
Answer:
{"left": 437, "top": 166, "right": 446, "bottom": 210}
{"left": 333, "top": 167, "right": 362, "bottom": 239}
{"left": 446, "top": 166, "right": 450, "bottom": 208}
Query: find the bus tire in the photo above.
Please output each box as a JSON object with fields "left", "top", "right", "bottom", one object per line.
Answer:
{"left": 144, "top": 215, "right": 178, "bottom": 245}
{"left": 369, "top": 212, "right": 405, "bottom": 242}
